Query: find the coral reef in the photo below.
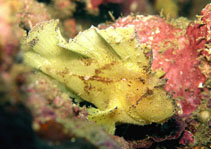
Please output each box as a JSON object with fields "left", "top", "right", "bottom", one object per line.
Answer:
{"left": 0, "top": 0, "right": 52, "bottom": 73}
{"left": 18, "top": 0, "right": 51, "bottom": 30}
{"left": 24, "top": 72, "right": 121, "bottom": 148}
{"left": 0, "top": 0, "right": 22, "bottom": 71}
{"left": 0, "top": 0, "right": 210, "bottom": 148}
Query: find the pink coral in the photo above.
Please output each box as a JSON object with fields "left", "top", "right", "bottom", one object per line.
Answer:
{"left": 0, "top": 0, "right": 20, "bottom": 70}
{"left": 179, "top": 130, "right": 194, "bottom": 145}
{"left": 106, "top": 4, "right": 211, "bottom": 115}
{"left": 91, "top": 0, "right": 124, "bottom": 10}
{"left": 0, "top": 0, "right": 51, "bottom": 71}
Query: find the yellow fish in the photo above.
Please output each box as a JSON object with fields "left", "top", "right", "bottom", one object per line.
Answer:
{"left": 24, "top": 20, "right": 175, "bottom": 134}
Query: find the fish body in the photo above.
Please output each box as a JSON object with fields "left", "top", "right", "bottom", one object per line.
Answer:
{"left": 24, "top": 20, "right": 175, "bottom": 134}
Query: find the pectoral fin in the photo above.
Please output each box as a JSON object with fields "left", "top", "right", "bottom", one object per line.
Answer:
{"left": 88, "top": 106, "right": 118, "bottom": 134}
